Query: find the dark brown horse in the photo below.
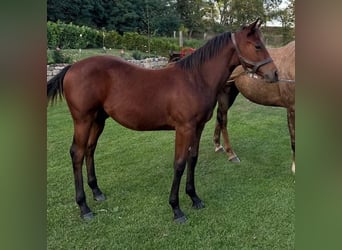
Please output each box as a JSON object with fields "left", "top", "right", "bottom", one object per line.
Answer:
{"left": 213, "top": 41, "right": 295, "bottom": 172}
{"left": 47, "top": 19, "right": 278, "bottom": 223}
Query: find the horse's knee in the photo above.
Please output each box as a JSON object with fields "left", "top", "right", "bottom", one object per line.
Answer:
{"left": 174, "top": 159, "right": 186, "bottom": 176}
{"left": 70, "top": 149, "right": 83, "bottom": 164}
{"left": 69, "top": 143, "right": 76, "bottom": 158}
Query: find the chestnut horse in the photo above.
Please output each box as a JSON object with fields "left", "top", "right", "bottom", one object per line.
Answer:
{"left": 213, "top": 40, "right": 295, "bottom": 172}
{"left": 47, "top": 20, "right": 278, "bottom": 223}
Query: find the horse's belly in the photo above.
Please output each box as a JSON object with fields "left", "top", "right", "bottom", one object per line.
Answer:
{"left": 106, "top": 107, "right": 174, "bottom": 131}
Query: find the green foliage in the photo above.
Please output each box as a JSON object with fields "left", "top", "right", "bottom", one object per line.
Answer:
{"left": 230, "top": 0, "right": 265, "bottom": 30}
{"left": 131, "top": 50, "right": 143, "bottom": 60}
{"left": 47, "top": 0, "right": 181, "bottom": 36}
{"left": 47, "top": 49, "right": 72, "bottom": 64}
{"left": 47, "top": 21, "right": 59, "bottom": 49}
{"left": 150, "top": 37, "right": 179, "bottom": 57}
{"left": 176, "top": 0, "right": 207, "bottom": 38}
{"left": 183, "top": 39, "right": 205, "bottom": 49}
{"left": 104, "top": 31, "right": 122, "bottom": 49}
{"left": 47, "top": 21, "right": 103, "bottom": 49}
{"left": 122, "top": 32, "right": 148, "bottom": 51}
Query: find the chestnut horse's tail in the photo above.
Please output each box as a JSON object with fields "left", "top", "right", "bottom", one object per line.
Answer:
{"left": 47, "top": 65, "right": 72, "bottom": 105}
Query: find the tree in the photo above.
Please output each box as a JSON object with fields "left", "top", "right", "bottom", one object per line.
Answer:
{"left": 47, "top": 0, "right": 94, "bottom": 27}
{"left": 215, "top": 0, "right": 283, "bottom": 29}
{"left": 47, "top": 0, "right": 180, "bottom": 36}
{"left": 230, "top": 0, "right": 265, "bottom": 29}
{"left": 141, "top": 0, "right": 180, "bottom": 37}
{"left": 176, "top": 0, "right": 207, "bottom": 38}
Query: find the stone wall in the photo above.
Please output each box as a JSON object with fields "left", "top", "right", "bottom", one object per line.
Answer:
{"left": 47, "top": 57, "right": 168, "bottom": 81}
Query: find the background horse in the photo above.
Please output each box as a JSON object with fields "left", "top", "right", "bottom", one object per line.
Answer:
{"left": 213, "top": 41, "right": 295, "bottom": 172}
{"left": 47, "top": 19, "right": 278, "bottom": 223}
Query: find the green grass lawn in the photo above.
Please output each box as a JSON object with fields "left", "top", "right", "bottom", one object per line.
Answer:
{"left": 47, "top": 95, "right": 295, "bottom": 249}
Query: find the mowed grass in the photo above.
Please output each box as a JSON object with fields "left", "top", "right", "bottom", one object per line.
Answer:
{"left": 47, "top": 95, "right": 295, "bottom": 249}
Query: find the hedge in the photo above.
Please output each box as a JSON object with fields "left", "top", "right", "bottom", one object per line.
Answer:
{"left": 47, "top": 21, "right": 207, "bottom": 57}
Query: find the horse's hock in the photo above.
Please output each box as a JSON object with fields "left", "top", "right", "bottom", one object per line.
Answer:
{"left": 47, "top": 57, "right": 168, "bottom": 81}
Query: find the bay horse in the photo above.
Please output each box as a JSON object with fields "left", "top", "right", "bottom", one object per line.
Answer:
{"left": 213, "top": 41, "right": 295, "bottom": 172}
{"left": 47, "top": 19, "right": 278, "bottom": 223}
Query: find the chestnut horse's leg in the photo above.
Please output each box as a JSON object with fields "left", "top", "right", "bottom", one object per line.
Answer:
{"left": 169, "top": 125, "right": 196, "bottom": 223}
{"left": 287, "top": 107, "right": 295, "bottom": 173}
{"left": 69, "top": 117, "right": 94, "bottom": 220}
{"left": 213, "top": 90, "right": 227, "bottom": 152}
{"left": 85, "top": 109, "right": 108, "bottom": 201}
{"left": 213, "top": 83, "right": 240, "bottom": 162}
{"left": 186, "top": 124, "right": 205, "bottom": 209}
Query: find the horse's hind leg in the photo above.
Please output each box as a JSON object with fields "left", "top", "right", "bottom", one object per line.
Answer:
{"left": 214, "top": 84, "right": 240, "bottom": 162}
{"left": 287, "top": 107, "right": 295, "bottom": 173}
{"left": 85, "top": 109, "right": 108, "bottom": 201}
{"left": 70, "top": 118, "right": 94, "bottom": 219}
{"left": 213, "top": 90, "right": 227, "bottom": 152}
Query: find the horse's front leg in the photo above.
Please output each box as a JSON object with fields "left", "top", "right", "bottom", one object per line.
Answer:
{"left": 186, "top": 124, "right": 205, "bottom": 209}
{"left": 169, "top": 125, "right": 195, "bottom": 223}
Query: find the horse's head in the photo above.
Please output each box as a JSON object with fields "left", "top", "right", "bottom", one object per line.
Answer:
{"left": 232, "top": 19, "right": 278, "bottom": 83}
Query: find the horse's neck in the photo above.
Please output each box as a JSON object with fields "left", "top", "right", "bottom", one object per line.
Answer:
{"left": 236, "top": 76, "right": 284, "bottom": 107}
{"left": 199, "top": 47, "right": 239, "bottom": 92}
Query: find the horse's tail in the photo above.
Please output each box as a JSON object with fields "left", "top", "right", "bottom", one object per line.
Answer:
{"left": 47, "top": 65, "right": 72, "bottom": 105}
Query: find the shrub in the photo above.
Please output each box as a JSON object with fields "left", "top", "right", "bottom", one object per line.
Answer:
{"left": 104, "top": 31, "right": 122, "bottom": 49}
{"left": 132, "top": 50, "right": 142, "bottom": 60}
{"left": 50, "top": 49, "right": 72, "bottom": 64}
{"left": 183, "top": 39, "right": 205, "bottom": 49}
{"left": 122, "top": 32, "right": 148, "bottom": 51}
{"left": 47, "top": 21, "right": 182, "bottom": 57}
{"left": 47, "top": 21, "right": 59, "bottom": 49}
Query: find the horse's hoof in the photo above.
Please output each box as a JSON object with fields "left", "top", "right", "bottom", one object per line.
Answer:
{"left": 174, "top": 215, "right": 187, "bottom": 224}
{"left": 82, "top": 212, "right": 94, "bottom": 221}
{"left": 215, "top": 145, "right": 224, "bottom": 152}
{"left": 193, "top": 201, "right": 205, "bottom": 209}
{"left": 94, "top": 193, "right": 106, "bottom": 202}
{"left": 229, "top": 156, "right": 241, "bottom": 163}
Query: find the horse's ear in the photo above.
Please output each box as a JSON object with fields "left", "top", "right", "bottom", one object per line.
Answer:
{"left": 246, "top": 18, "right": 260, "bottom": 36}
{"left": 257, "top": 19, "right": 263, "bottom": 28}
{"left": 250, "top": 18, "right": 259, "bottom": 30}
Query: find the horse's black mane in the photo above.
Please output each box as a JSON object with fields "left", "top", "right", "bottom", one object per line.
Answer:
{"left": 176, "top": 32, "right": 232, "bottom": 70}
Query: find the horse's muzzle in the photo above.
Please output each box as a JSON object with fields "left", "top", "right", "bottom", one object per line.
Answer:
{"left": 264, "top": 69, "right": 279, "bottom": 83}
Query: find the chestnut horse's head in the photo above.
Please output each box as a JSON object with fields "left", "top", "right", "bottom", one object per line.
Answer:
{"left": 232, "top": 19, "right": 279, "bottom": 83}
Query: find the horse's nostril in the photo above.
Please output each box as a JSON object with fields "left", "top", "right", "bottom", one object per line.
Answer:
{"left": 274, "top": 70, "right": 279, "bottom": 81}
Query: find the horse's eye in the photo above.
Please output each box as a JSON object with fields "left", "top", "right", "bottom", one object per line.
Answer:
{"left": 255, "top": 44, "right": 262, "bottom": 50}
